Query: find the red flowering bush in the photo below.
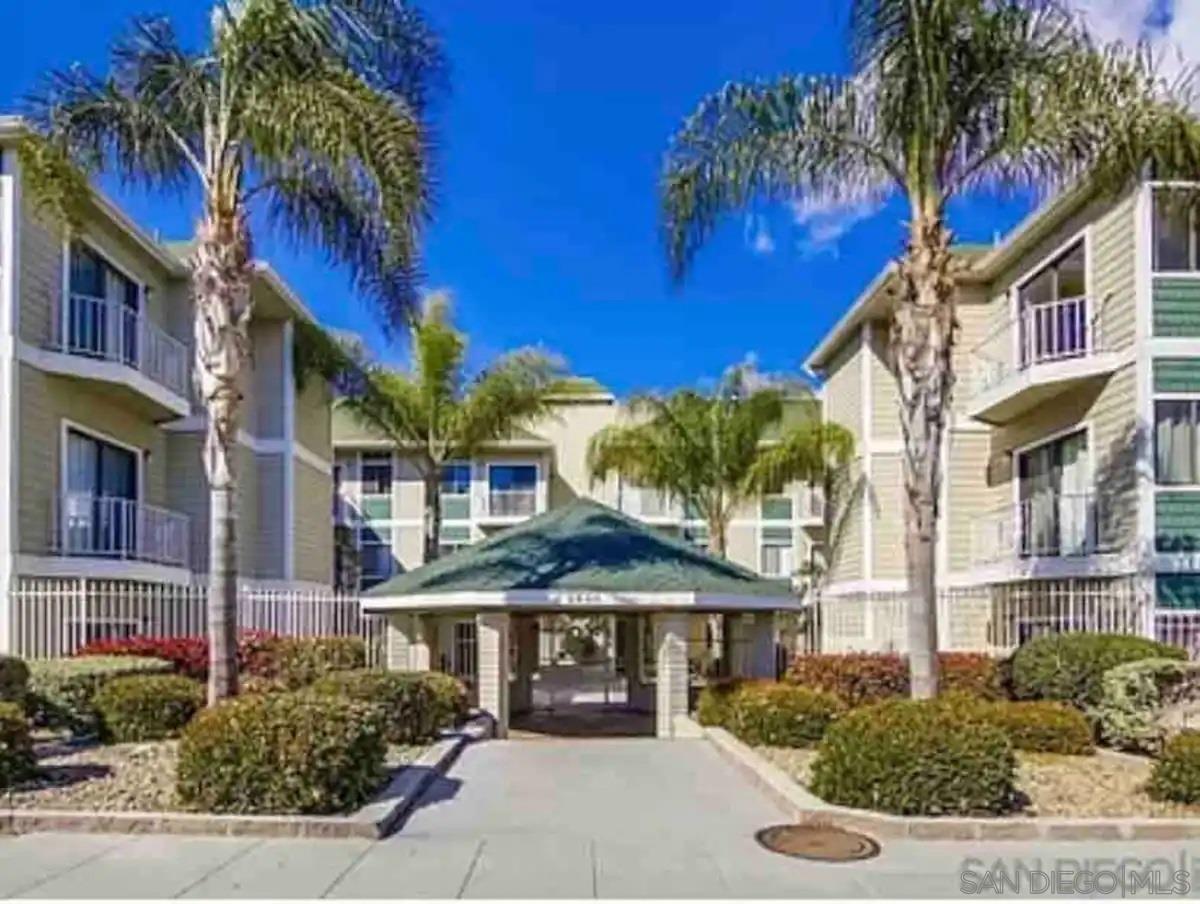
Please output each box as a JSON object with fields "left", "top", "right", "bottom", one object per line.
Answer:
{"left": 788, "top": 652, "right": 1003, "bottom": 706}
{"left": 77, "top": 631, "right": 277, "bottom": 682}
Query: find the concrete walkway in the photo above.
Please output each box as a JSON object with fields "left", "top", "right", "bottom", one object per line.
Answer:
{"left": 2, "top": 738, "right": 1199, "bottom": 897}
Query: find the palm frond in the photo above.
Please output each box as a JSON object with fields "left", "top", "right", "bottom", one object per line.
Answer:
{"left": 451, "top": 349, "right": 563, "bottom": 455}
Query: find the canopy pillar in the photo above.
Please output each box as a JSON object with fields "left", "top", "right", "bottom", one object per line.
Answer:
{"left": 477, "top": 611, "right": 511, "bottom": 738}
{"left": 653, "top": 612, "right": 689, "bottom": 739}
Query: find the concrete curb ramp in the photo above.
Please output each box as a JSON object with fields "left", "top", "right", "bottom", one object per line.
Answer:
{"left": 702, "top": 724, "right": 1200, "bottom": 841}
{"left": 0, "top": 714, "right": 493, "bottom": 841}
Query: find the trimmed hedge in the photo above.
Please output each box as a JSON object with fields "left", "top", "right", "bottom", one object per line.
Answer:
{"left": 0, "top": 701, "right": 35, "bottom": 789}
{"left": 696, "top": 680, "right": 742, "bottom": 728}
{"left": 1148, "top": 731, "right": 1200, "bottom": 805}
{"left": 246, "top": 637, "right": 366, "bottom": 690}
{"left": 27, "top": 656, "right": 173, "bottom": 734}
{"left": 937, "top": 693, "right": 1093, "bottom": 755}
{"left": 420, "top": 671, "right": 470, "bottom": 728}
{"left": 176, "top": 692, "right": 386, "bottom": 814}
{"left": 93, "top": 674, "right": 205, "bottom": 742}
{"left": 1094, "top": 658, "right": 1200, "bottom": 754}
{"left": 810, "top": 699, "right": 1017, "bottom": 816}
{"left": 788, "top": 652, "right": 1003, "bottom": 706}
{"left": 724, "top": 682, "right": 844, "bottom": 747}
{"left": 0, "top": 656, "right": 29, "bottom": 706}
{"left": 1010, "top": 633, "right": 1185, "bottom": 709}
{"left": 309, "top": 670, "right": 466, "bottom": 744}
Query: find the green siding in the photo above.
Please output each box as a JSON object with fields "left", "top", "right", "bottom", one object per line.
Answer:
{"left": 1154, "top": 358, "right": 1200, "bottom": 393}
{"left": 1157, "top": 574, "right": 1200, "bottom": 609}
{"left": 761, "top": 497, "right": 793, "bottom": 521}
{"left": 1156, "top": 491, "right": 1200, "bottom": 552}
{"left": 1154, "top": 278, "right": 1200, "bottom": 337}
{"left": 360, "top": 497, "right": 392, "bottom": 520}
{"left": 441, "top": 495, "right": 470, "bottom": 520}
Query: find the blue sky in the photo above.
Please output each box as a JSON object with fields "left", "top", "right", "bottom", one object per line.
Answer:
{"left": 2, "top": 0, "right": 1113, "bottom": 395}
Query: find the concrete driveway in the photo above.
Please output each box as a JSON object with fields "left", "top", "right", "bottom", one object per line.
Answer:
{"left": 2, "top": 738, "right": 1199, "bottom": 897}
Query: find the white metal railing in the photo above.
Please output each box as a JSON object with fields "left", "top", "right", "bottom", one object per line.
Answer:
{"left": 970, "top": 296, "right": 1101, "bottom": 397}
{"left": 7, "top": 578, "right": 385, "bottom": 662}
{"left": 620, "top": 487, "right": 679, "bottom": 520}
{"left": 803, "top": 577, "right": 1153, "bottom": 657}
{"left": 971, "top": 492, "right": 1101, "bottom": 564}
{"left": 52, "top": 493, "right": 191, "bottom": 568}
{"left": 487, "top": 489, "right": 536, "bottom": 517}
{"left": 51, "top": 293, "right": 189, "bottom": 398}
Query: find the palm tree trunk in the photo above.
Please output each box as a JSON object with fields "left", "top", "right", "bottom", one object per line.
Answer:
{"left": 193, "top": 205, "right": 253, "bottom": 705}
{"left": 891, "top": 209, "right": 955, "bottom": 700}
{"left": 422, "top": 470, "right": 442, "bottom": 563}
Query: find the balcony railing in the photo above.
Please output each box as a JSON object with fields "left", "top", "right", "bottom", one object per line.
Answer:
{"left": 971, "top": 492, "right": 1102, "bottom": 565}
{"left": 51, "top": 493, "right": 191, "bottom": 568}
{"left": 970, "top": 296, "right": 1102, "bottom": 397}
{"left": 51, "top": 293, "right": 190, "bottom": 399}
{"left": 487, "top": 489, "right": 537, "bottom": 518}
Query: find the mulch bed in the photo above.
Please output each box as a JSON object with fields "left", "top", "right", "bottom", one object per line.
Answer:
{"left": 3, "top": 740, "right": 427, "bottom": 814}
{"left": 755, "top": 745, "right": 1200, "bottom": 820}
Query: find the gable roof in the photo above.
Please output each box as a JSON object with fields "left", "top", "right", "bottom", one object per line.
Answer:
{"left": 364, "top": 498, "right": 794, "bottom": 605}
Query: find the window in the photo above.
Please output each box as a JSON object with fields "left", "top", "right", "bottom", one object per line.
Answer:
{"left": 1015, "top": 240, "right": 1089, "bottom": 367}
{"left": 1156, "top": 400, "right": 1200, "bottom": 485}
{"left": 358, "top": 525, "right": 393, "bottom": 588}
{"left": 67, "top": 242, "right": 140, "bottom": 365}
{"left": 760, "top": 495, "right": 793, "bottom": 521}
{"left": 682, "top": 524, "right": 709, "bottom": 550}
{"left": 452, "top": 621, "right": 477, "bottom": 683}
{"left": 488, "top": 464, "right": 537, "bottom": 516}
{"left": 360, "top": 454, "right": 393, "bottom": 521}
{"left": 440, "top": 463, "right": 471, "bottom": 521}
{"left": 1154, "top": 189, "right": 1199, "bottom": 272}
{"left": 760, "top": 526, "right": 795, "bottom": 577}
{"left": 438, "top": 524, "right": 472, "bottom": 558}
{"left": 63, "top": 429, "right": 139, "bottom": 557}
{"left": 1016, "top": 429, "right": 1091, "bottom": 556}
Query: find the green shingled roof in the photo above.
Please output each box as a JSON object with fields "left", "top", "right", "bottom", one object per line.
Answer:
{"left": 365, "top": 498, "right": 793, "bottom": 599}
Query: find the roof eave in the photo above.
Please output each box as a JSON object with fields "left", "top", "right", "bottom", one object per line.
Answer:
{"left": 803, "top": 263, "right": 896, "bottom": 373}
{"left": 362, "top": 589, "right": 802, "bottom": 613}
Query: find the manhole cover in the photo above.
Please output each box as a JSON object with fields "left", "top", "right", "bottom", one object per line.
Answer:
{"left": 754, "top": 824, "right": 881, "bottom": 862}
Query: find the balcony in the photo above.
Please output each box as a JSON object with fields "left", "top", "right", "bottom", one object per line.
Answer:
{"left": 51, "top": 493, "right": 191, "bottom": 568}
{"left": 486, "top": 489, "right": 537, "bottom": 519}
{"left": 41, "top": 294, "right": 191, "bottom": 419}
{"left": 971, "top": 492, "right": 1102, "bottom": 567}
{"left": 966, "top": 297, "right": 1119, "bottom": 425}
{"left": 619, "top": 487, "right": 681, "bottom": 522}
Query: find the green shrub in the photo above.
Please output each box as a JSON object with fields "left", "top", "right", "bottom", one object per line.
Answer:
{"left": 810, "top": 699, "right": 1017, "bottom": 816}
{"left": 0, "top": 701, "right": 35, "bottom": 788}
{"left": 27, "top": 656, "right": 173, "bottom": 734}
{"left": 420, "top": 671, "right": 469, "bottom": 728}
{"left": 93, "top": 674, "right": 204, "bottom": 742}
{"left": 310, "top": 670, "right": 461, "bottom": 744}
{"left": 1094, "top": 658, "right": 1200, "bottom": 754}
{"left": 937, "top": 694, "right": 1093, "bottom": 755}
{"left": 724, "top": 682, "right": 844, "bottom": 747}
{"left": 788, "top": 652, "right": 1003, "bottom": 706}
{"left": 0, "top": 656, "right": 29, "bottom": 707}
{"left": 1149, "top": 731, "right": 1200, "bottom": 804}
{"left": 248, "top": 637, "right": 366, "bottom": 689}
{"left": 696, "top": 680, "right": 743, "bottom": 727}
{"left": 177, "top": 692, "right": 386, "bottom": 814}
{"left": 1010, "top": 633, "right": 1185, "bottom": 709}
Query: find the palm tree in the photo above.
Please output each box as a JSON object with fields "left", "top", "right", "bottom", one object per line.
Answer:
{"left": 22, "top": 0, "right": 443, "bottom": 702}
{"left": 587, "top": 367, "right": 853, "bottom": 557}
{"left": 659, "top": 0, "right": 1200, "bottom": 697}
{"left": 339, "top": 292, "right": 563, "bottom": 564}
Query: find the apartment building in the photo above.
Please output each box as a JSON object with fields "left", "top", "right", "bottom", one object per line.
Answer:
{"left": 806, "top": 177, "right": 1200, "bottom": 639}
{"left": 0, "top": 118, "right": 335, "bottom": 613}
{"left": 331, "top": 381, "right": 826, "bottom": 590}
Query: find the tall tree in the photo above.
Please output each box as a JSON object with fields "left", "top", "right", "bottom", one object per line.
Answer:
{"left": 23, "top": 0, "right": 443, "bottom": 703}
{"left": 659, "top": 0, "right": 1200, "bottom": 697}
{"left": 339, "top": 292, "right": 563, "bottom": 564}
{"left": 587, "top": 367, "right": 853, "bottom": 557}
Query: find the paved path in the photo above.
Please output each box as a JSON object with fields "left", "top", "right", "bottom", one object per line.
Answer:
{"left": 2, "top": 738, "right": 1200, "bottom": 897}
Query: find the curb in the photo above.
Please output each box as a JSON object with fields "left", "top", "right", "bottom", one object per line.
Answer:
{"left": 0, "top": 714, "right": 493, "bottom": 841}
{"left": 702, "top": 725, "right": 1200, "bottom": 842}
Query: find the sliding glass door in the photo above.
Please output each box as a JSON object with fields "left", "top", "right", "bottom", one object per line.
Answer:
{"left": 64, "top": 429, "right": 138, "bottom": 557}
{"left": 1017, "top": 429, "right": 1089, "bottom": 557}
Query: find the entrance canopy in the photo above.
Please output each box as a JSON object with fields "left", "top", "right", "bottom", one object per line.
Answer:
{"left": 362, "top": 499, "right": 799, "bottom": 613}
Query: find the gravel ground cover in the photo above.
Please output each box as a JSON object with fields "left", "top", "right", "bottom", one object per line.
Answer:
{"left": 3, "top": 741, "right": 427, "bottom": 813}
{"left": 755, "top": 746, "right": 1200, "bottom": 820}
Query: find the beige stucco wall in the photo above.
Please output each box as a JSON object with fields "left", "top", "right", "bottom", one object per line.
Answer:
{"left": 294, "top": 459, "right": 333, "bottom": 585}
{"left": 16, "top": 364, "right": 169, "bottom": 556}
{"left": 526, "top": 399, "right": 619, "bottom": 507}
{"left": 725, "top": 523, "right": 758, "bottom": 573}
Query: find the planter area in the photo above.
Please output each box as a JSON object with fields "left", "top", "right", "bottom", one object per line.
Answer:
{"left": 0, "top": 635, "right": 474, "bottom": 837}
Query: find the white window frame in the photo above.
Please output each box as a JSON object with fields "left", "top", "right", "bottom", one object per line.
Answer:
{"left": 61, "top": 236, "right": 147, "bottom": 353}
{"left": 58, "top": 419, "right": 146, "bottom": 557}
{"left": 1008, "top": 229, "right": 1092, "bottom": 367}
{"left": 1153, "top": 395, "right": 1200, "bottom": 488}
{"left": 1150, "top": 185, "right": 1200, "bottom": 275}
{"left": 485, "top": 460, "right": 541, "bottom": 516}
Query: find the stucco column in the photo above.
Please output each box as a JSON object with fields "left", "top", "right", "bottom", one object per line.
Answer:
{"left": 410, "top": 615, "right": 431, "bottom": 672}
{"left": 476, "top": 612, "right": 511, "bottom": 738}
{"left": 511, "top": 615, "right": 538, "bottom": 715}
{"left": 385, "top": 613, "right": 414, "bottom": 671}
{"left": 748, "top": 612, "right": 777, "bottom": 679}
{"left": 653, "top": 612, "right": 689, "bottom": 739}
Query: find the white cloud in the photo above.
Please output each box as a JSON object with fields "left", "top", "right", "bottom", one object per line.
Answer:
{"left": 789, "top": 197, "right": 882, "bottom": 257}
{"left": 744, "top": 214, "right": 776, "bottom": 255}
{"left": 1068, "top": 1, "right": 1200, "bottom": 87}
